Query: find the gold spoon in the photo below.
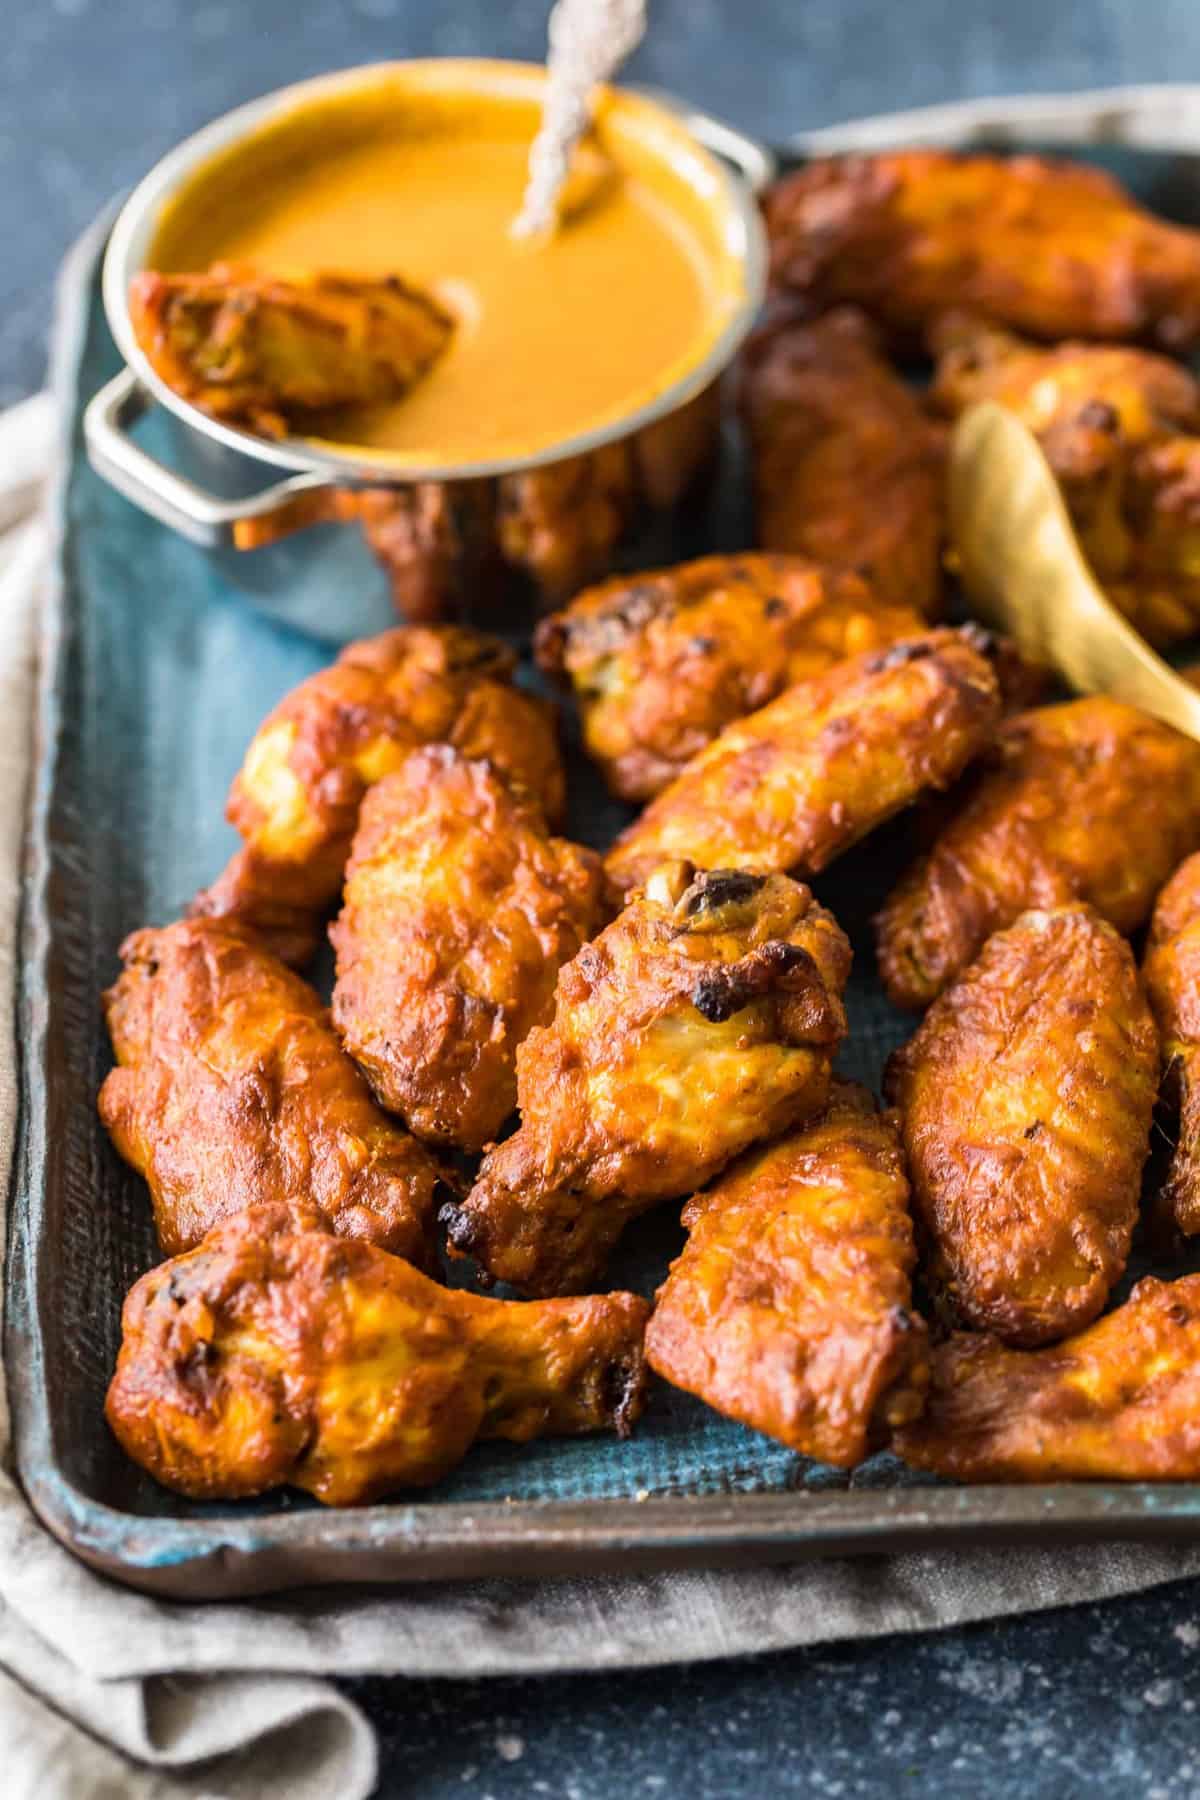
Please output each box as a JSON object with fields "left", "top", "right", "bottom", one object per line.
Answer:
{"left": 948, "top": 399, "right": 1200, "bottom": 743}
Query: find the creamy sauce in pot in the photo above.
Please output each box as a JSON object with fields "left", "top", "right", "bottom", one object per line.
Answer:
{"left": 147, "top": 70, "right": 741, "bottom": 468}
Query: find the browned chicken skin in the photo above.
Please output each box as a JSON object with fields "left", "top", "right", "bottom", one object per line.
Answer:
{"left": 605, "top": 627, "right": 1002, "bottom": 904}
{"left": 496, "top": 443, "right": 636, "bottom": 606}
{"left": 930, "top": 311, "right": 1200, "bottom": 646}
{"left": 331, "top": 747, "right": 604, "bottom": 1152}
{"left": 765, "top": 152, "right": 1200, "bottom": 350}
{"left": 740, "top": 306, "right": 945, "bottom": 616}
{"left": 646, "top": 1083, "right": 930, "bottom": 1467}
{"left": 99, "top": 920, "right": 444, "bottom": 1264}
{"left": 106, "top": 1202, "right": 649, "bottom": 1504}
{"left": 442, "top": 863, "right": 851, "bottom": 1297}
{"left": 896, "top": 1273, "right": 1200, "bottom": 1482}
{"left": 354, "top": 482, "right": 500, "bottom": 624}
{"left": 1144, "top": 851, "right": 1200, "bottom": 1237}
{"left": 130, "top": 263, "right": 453, "bottom": 437}
{"left": 886, "top": 906, "right": 1158, "bottom": 1347}
{"left": 228, "top": 401, "right": 719, "bottom": 625}
{"left": 190, "top": 625, "right": 565, "bottom": 966}
{"left": 535, "top": 553, "right": 928, "bottom": 802}
{"left": 877, "top": 696, "right": 1200, "bottom": 1010}
{"left": 337, "top": 389, "right": 719, "bottom": 622}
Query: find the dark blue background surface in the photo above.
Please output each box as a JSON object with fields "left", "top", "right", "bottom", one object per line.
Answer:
{"left": 11, "top": 2, "right": 1200, "bottom": 1794}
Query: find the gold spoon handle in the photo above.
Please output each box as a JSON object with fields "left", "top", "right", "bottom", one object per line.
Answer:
{"left": 948, "top": 400, "right": 1200, "bottom": 743}
{"left": 513, "top": 0, "right": 648, "bottom": 239}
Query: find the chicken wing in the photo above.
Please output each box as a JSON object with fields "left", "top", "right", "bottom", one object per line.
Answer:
{"left": 877, "top": 696, "right": 1200, "bottom": 1010}
{"left": 441, "top": 863, "right": 851, "bottom": 1296}
{"left": 1143, "top": 851, "right": 1200, "bottom": 1236}
{"left": 130, "top": 263, "right": 453, "bottom": 437}
{"left": 764, "top": 152, "right": 1200, "bottom": 350}
{"left": 604, "top": 627, "right": 1001, "bottom": 904}
{"left": 535, "top": 553, "right": 927, "bottom": 802}
{"left": 930, "top": 311, "right": 1200, "bottom": 646}
{"left": 895, "top": 1274, "right": 1200, "bottom": 1482}
{"left": 1107, "top": 435, "right": 1200, "bottom": 645}
{"left": 354, "top": 481, "right": 500, "bottom": 624}
{"left": 99, "top": 919, "right": 444, "bottom": 1264}
{"left": 331, "top": 747, "right": 604, "bottom": 1151}
{"left": 495, "top": 443, "right": 637, "bottom": 606}
{"left": 106, "top": 1202, "right": 649, "bottom": 1503}
{"left": 645, "top": 1083, "right": 929, "bottom": 1468}
{"left": 190, "top": 625, "right": 565, "bottom": 966}
{"left": 886, "top": 906, "right": 1158, "bottom": 1347}
{"left": 739, "top": 306, "right": 945, "bottom": 616}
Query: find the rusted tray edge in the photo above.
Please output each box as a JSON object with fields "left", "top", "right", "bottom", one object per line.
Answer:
{"left": 19, "top": 1461, "right": 1200, "bottom": 1599}
{"left": 14, "top": 185, "right": 1200, "bottom": 1600}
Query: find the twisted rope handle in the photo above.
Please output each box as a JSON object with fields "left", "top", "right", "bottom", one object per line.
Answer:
{"left": 513, "top": 0, "right": 648, "bottom": 238}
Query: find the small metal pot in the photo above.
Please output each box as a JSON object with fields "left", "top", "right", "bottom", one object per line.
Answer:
{"left": 85, "top": 60, "right": 774, "bottom": 642}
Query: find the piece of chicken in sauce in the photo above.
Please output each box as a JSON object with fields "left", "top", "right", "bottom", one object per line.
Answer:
{"left": 895, "top": 1273, "right": 1200, "bottom": 1482}
{"left": 190, "top": 624, "right": 565, "bottom": 967}
{"left": 930, "top": 310, "right": 1200, "bottom": 646}
{"left": 604, "top": 627, "right": 1002, "bottom": 905}
{"left": 886, "top": 906, "right": 1158, "bottom": 1348}
{"left": 877, "top": 696, "right": 1200, "bottom": 1011}
{"left": 331, "top": 747, "right": 604, "bottom": 1153}
{"left": 646, "top": 1083, "right": 929, "bottom": 1468}
{"left": 740, "top": 305, "right": 945, "bottom": 617}
{"left": 1143, "top": 850, "right": 1200, "bottom": 1238}
{"left": 535, "top": 552, "right": 927, "bottom": 802}
{"left": 764, "top": 151, "right": 1200, "bottom": 350}
{"left": 441, "top": 863, "right": 851, "bottom": 1297}
{"left": 99, "top": 919, "right": 445, "bottom": 1265}
{"left": 130, "top": 262, "right": 453, "bottom": 438}
{"left": 106, "top": 1202, "right": 649, "bottom": 1504}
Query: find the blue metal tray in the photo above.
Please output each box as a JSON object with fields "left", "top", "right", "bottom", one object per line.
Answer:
{"left": 13, "top": 147, "right": 1200, "bottom": 1598}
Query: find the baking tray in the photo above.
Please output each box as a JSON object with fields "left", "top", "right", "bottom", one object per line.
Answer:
{"left": 15, "top": 119, "right": 1200, "bottom": 1599}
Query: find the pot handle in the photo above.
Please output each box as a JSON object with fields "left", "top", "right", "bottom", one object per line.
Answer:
{"left": 630, "top": 88, "right": 777, "bottom": 194}
{"left": 83, "top": 368, "right": 337, "bottom": 551}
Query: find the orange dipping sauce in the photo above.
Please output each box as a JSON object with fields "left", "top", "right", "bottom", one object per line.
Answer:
{"left": 147, "top": 63, "right": 749, "bottom": 471}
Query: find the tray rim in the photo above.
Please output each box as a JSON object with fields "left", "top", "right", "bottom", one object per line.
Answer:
{"left": 19, "top": 104, "right": 1200, "bottom": 1599}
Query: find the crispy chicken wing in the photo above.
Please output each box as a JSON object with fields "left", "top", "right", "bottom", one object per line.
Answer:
{"left": 106, "top": 1202, "right": 648, "bottom": 1503}
{"left": 886, "top": 906, "right": 1158, "bottom": 1347}
{"left": 1106, "top": 435, "right": 1200, "bottom": 644}
{"left": 331, "top": 747, "right": 604, "bottom": 1151}
{"left": 99, "top": 920, "right": 445, "bottom": 1263}
{"left": 535, "top": 553, "right": 927, "bottom": 802}
{"left": 629, "top": 382, "right": 721, "bottom": 509}
{"left": 645, "top": 1083, "right": 929, "bottom": 1467}
{"left": 930, "top": 311, "right": 1200, "bottom": 646}
{"left": 604, "top": 628, "right": 1001, "bottom": 904}
{"left": 877, "top": 696, "right": 1200, "bottom": 1010}
{"left": 353, "top": 390, "right": 718, "bottom": 617}
{"left": 441, "top": 863, "right": 851, "bottom": 1296}
{"left": 190, "top": 625, "right": 565, "bottom": 966}
{"left": 764, "top": 152, "right": 1200, "bottom": 350}
{"left": 229, "top": 397, "right": 719, "bottom": 624}
{"left": 130, "top": 263, "right": 453, "bottom": 438}
{"left": 740, "top": 306, "right": 945, "bottom": 616}
{"left": 353, "top": 481, "right": 500, "bottom": 623}
{"left": 495, "top": 443, "right": 637, "bottom": 606}
{"left": 896, "top": 1273, "right": 1200, "bottom": 1482}
{"left": 930, "top": 311, "right": 1200, "bottom": 442}
{"left": 1143, "top": 851, "right": 1200, "bottom": 1236}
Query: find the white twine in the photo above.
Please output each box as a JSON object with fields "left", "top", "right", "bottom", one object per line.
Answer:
{"left": 513, "top": 0, "right": 648, "bottom": 238}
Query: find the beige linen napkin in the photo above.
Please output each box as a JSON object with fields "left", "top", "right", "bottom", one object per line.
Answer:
{"left": 10, "top": 104, "right": 1200, "bottom": 1783}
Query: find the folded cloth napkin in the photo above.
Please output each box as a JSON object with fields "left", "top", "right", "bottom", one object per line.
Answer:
{"left": 11, "top": 115, "right": 1200, "bottom": 1789}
